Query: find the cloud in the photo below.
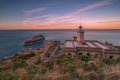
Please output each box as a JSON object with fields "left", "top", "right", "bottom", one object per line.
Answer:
{"left": 22, "top": 0, "right": 111, "bottom": 29}
{"left": 69, "top": 0, "right": 110, "bottom": 16}
{"left": 24, "top": 7, "right": 46, "bottom": 16}
{"left": 22, "top": 19, "right": 79, "bottom": 29}
{"left": 26, "top": 14, "right": 52, "bottom": 20}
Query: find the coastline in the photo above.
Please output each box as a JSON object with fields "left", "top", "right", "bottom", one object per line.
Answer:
{"left": 0, "top": 42, "right": 120, "bottom": 80}
{"left": 0, "top": 30, "right": 120, "bottom": 79}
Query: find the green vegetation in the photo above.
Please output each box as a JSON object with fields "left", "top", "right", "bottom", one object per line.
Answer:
{"left": 0, "top": 70, "right": 19, "bottom": 80}
{"left": 41, "top": 67, "right": 47, "bottom": 74}
{"left": 21, "top": 74, "right": 34, "bottom": 80}
{"left": 0, "top": 54, "right": 120, "bottom": 80}
{"left": 80, "top": 55, "right": 90, "bottom": 62}
{"left": 34, "top": 59, "right": 42, "bottom": 65}
{"left": 102, "top": 57, "right": 120, "bottom": 65}
{"left": 20, "top": 52, "right": 35, "bottom": 60}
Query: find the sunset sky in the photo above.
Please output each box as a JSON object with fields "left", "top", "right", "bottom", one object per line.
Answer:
{"left": 0, "top": 0, "right": 120, "bottom": 29}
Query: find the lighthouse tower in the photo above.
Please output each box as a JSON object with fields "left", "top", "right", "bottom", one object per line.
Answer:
{"left": 77, "top": 25, "right": 84, "bottom": 42}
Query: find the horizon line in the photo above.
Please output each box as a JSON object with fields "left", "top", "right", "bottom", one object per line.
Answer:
{"left": 0, "top": 28, "right": 120, "bottom": 30}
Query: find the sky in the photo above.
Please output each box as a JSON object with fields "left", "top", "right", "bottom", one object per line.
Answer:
{"left": 0, "top": 0, "right": 120, "bottom": 29}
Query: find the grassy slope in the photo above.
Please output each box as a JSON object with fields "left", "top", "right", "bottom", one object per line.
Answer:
{"left": 0, "top": 52, "right": 120, "bottom": 80}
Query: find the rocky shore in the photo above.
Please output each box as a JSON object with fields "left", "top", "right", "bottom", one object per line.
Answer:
{"left": 0, "top": 40, "right": 120, "bottom": 80}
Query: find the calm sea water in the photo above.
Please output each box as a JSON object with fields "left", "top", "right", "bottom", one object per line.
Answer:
{"left": 0, "top": 29, "right": 120, "bottom": 59}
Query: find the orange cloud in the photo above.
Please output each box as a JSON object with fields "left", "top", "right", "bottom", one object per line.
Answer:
{"left": 82, "top": 20, "right": 120, "bottom": 29}
{"left": 21, "top": 16, "right": 120, "bottom": 29}
{"left": 21, "top": 17, "right": 80, "bottom": 29}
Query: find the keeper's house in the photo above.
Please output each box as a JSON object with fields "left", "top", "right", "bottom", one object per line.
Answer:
{"left": 62, "top": 25, "right": 120, "bottom": 59}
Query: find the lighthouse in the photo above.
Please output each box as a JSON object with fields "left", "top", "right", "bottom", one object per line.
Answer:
{"left": 77, "top": 25, "right": 84, "bottom": 42}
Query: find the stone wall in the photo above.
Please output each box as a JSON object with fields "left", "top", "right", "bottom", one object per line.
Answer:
{"left": 105, "top": 53, "right": 120, "bottom": 59}
{"left": 62, "top": 47, "right": 120, "bottom": 59}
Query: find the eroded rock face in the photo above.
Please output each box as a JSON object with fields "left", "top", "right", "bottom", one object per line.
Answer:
{"left": 24, "top": 34, "right": 45, "bottom": 45}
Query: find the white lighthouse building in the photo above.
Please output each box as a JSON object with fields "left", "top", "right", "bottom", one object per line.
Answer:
{"left": 77, "top": 25, "right": 84, "bottom": 42}
{"left": 62, "top": 25, "right": 120, "bottom": 59}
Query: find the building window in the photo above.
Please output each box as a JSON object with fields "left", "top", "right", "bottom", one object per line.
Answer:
{"left": 87, "top": 53, "right": 90, "bottom": 56}
{"left": 68, "top": 53, "right": 71, "bottom": 56}
{"left": 78, "top": 53, "right": 82, "bottom": 55}
{"left": 109, "top": 56, "right": 113, "bottom": 59}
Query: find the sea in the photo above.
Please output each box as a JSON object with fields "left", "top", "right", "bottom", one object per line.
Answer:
{"left": 0, "top": 29, "right": 120, "bottom": 59}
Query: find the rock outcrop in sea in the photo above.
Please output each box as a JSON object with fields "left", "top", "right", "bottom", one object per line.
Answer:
{"left": 24, "top": 34, "right": 45, "bottom": 45}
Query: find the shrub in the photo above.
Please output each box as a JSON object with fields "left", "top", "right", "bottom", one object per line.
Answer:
{"left": 35, "top": 59, "right": 42, "bottom": 65}
{"left": 80, "top": 55, "right": 90, "bottom": 62}
{"left": 63, "top": 57, "right": 73, "bottom": 63}
{"left": 21, "top": 74, "right": 34, "bottom": 80}
{"left": 56, "top": 58, "right": 62, "bottom": 65}
{"left": 25, "top": 65, "right": 37, "bottom": 74}
{"left": 56, "top": 56, "right": 73, "bottom": 67}
{"left": 117, "top": 57, "right": 120, "bottom": 63}
{"left": 0, "top": 60, "right": 27, "bottom": 72}
{"left": 97, "top": 69, "right": 106, "bottom": 80}
{"left": 67, "top": 65, "right": 75, "bottom": 74}
{"left": 20, "top": 52, "right": 35, "bottom": 60}
{"left": 102, "top": 58, "right": 118, "bottom": 65}
{"left": 58, "top": 76, "right": 73, "bottom": 80}
{"left": 0, "top": 70, "right": 18, "bottom": 80}
{"left": 41, "top": 67, "right": 47, "bottom": 74}
{"left": 107, "top": 73, "right": 120, "bottom": 80}
{"left": 12, "top": 60, "right": 27, "bottom": 70}
{"left": 82, "top": 63, "right": 98, "bottom": 71}
{"left": 0, "top": 60, "right": 4, "bottom": 66}
{"left": 45, "top": 61, "right": 54, "bottom": 71}
{"left": 85, "top": 72, "right": 98, "bottom": 80}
